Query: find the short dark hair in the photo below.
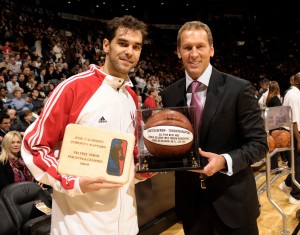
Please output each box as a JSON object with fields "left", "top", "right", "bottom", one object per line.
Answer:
{"left": 0, "top": 113, "right": 10, "bottom": 123}
{"left": 105, "top": 15, "right": 148, "bottom": 44}
{"left": 0, "top": 67, "right": 6, "bottom": 74}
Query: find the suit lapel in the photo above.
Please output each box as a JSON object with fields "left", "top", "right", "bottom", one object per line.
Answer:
{"left": 171, "top": 78, "right": 188, "bottom": 107}
{"left": 201, "top": 68, "right": 226, "bottom": 143}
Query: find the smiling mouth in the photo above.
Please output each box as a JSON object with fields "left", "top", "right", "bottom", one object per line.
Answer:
{"left": 189, "top": 63, "right": 201, "bottom": 68}
{"left": 189, "top": 61, "right": 201, "bottom": 65}
{"left": 123, "top": 60, "right": 131, "bottom": 64}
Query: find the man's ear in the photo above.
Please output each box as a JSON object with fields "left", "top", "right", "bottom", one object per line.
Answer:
{"left": 102, "top": 38, "right": 109, "bottom": 53}
{"left": 177, "top": 47, "right": 181, "bottom": 59}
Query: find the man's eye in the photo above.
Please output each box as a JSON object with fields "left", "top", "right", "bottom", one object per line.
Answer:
{"left": 133, "top": 45, "right": 142, "bottom": 51}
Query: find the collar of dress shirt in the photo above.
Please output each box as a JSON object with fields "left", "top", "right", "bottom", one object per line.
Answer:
{"left": 185, "top": 64, "right": 212, "bottom": 91}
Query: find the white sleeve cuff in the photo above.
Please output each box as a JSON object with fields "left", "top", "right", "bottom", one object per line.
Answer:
{"left": 220, "top": 153, "right": 233, "bottom": 176}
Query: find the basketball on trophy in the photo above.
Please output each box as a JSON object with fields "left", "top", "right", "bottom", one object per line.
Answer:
{"left": 271, "top": 129, "right": 291, "bottom": 148}
{"left": 143, "top": 109, "right": 194, "bottom": 158}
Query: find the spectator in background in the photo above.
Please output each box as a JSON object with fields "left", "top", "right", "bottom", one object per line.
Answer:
{"left": 51, "top": 64, "right": 62, "bottom": 86}
{"left": 26, "top": 76, "right": 37, "bottom": 91}
{"left": 35, "top": 67, "right": 48, "bottom": 84}
{"left": 11, "top": 88, "right": 33, "bottom": 115}
{"left": 19, "top": 44, "right": 30, "bottom": 60}
{"left": 17, "top": 73, "right": 30, "bottom": 94}
{"left": 64, "top": 42, "right": 77, "bottom": 69}
{"left": 144, "top": 77, "right": 159, "bottom": 94}
{"left": 258, "top": 78, "right": 270, "bottom": 109}
{"left": 46, "top": 82, "right": 56, "bottom": 94}
{"left": 13, "top": 110, "right": 34, "bottom": 135}
{"left": 0, "top": 55, "right": 10, "bottom": 70}
{"left": 280, "top": 74, "right": 295, "bottom": 164}
{"left": 5, "top": 69, "right": 14, "bottom": 82}
{"left": 14, "top": 54, "right": 22, "bottom": 67}
{"left": 30, "top": 88, "right": 44, "bottom": 115}
{"left": 0, "top": 87, "right": 13, "bottom": 109}
{"left": 0, "top": 131, "right": 34, "bottom": 191}
{"left": 0, "top": 66, "right": 6, "bottom": 75}
{"left": 34, "top": 35, "right": 43, "bottom": 58}
{"left": 282, "top": 74, "right": 295, "bottom": 104}
{"left": 143, "top": 87, "right": 158, "bottom": 108}
{"left": 52, "top": 41, "right": 63, "bottom": 62}
{"left": 7, "top": 108, "right": 21, "bottom": 131}
{"left": 266, "top": 81, "right": 281, "bottom": 107}
{"left": 155, "top": 94, "right": 163, "bottom": 108}
{"left": 251, "top": 84, "right": 259, "bottom": 99}
{"left": 279, "top": 73, "right": 300, "bottom": 205}
{"left": 1, "top": 41, "right": 13, "bottom": 55}
{"left": 138, "top": 95, "right": 143, "bottom": 109}
{"left": 0, "top": 74, "right": 6, "bottom": 88}
{"left": 29, "top": 59, "right": 40, "bottom": 76}
{"left": 266, "top": 81, "right": 282, "bottom": 170}
{"left": 134, "top": 69, "right": 147, "bottom": 93}
{"left": 45, "top": 64, "right": 58, "bottom": 85}
{"left": 0, "top": 113, "right": 11, "bottom": 148}
{"left": 61, "top": 62, "right": 72, "bottom": 79}
{"left": 23, "top": 67, "right": 32, "bottom": 81}
{"left": 35, "top": 81, "right": 47, "bottom": 98}
{"left": 6, "top": 74, "right": 21, "bottom": 94}
{"left": 8, "top": 56, "right": 22, "bottom": 75}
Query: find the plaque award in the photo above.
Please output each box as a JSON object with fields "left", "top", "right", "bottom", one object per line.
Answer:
{"left": 58, "top": 124, "right": 135, "bottom": 184}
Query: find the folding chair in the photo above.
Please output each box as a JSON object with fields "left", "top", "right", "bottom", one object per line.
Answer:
{"left": 264, "top": 106, "right": 295, "bottom": 235}
{"left": 252, "top": 107, "right": 291, "bottom": 195}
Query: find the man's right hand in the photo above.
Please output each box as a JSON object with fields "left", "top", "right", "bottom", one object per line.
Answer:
{"left": 79, "top": 176, "right": 123, "bottom": 193}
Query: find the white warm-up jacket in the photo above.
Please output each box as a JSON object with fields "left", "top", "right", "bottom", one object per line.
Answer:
{"left": 21, "top": 64, "right": 140, "bottom": 235}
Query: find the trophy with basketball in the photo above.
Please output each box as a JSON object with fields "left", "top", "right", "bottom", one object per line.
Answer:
{"left": 135, "top": 106, "right": 203, "bottom": 172}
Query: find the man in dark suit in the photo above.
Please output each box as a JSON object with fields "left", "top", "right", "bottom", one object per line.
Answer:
{"left": 161, "top": 21, "right": 268, "bottom": 235}
{"left": 35, "top": 67, "right": 48, "bottom": 84}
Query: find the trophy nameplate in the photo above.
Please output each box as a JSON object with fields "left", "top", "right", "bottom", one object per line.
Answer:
{"left": 58, "top": 124, "right": 134, "bottom": 184}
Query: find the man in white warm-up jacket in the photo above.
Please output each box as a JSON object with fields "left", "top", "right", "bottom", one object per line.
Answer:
{"left": 21, "top": 15, "right": 155, "bottom": 235}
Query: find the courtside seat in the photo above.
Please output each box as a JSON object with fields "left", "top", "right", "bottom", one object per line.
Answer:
{"left": 0, "top": 199, "right": 19, "bottom": 235}
{"left": 0, "top": 181, "right": 52, "bottom": 235}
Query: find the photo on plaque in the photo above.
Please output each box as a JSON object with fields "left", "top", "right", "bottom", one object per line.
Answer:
{"left": 106, "top": 138, "right": 128, "bottom": 176}
{"left": 135, "top": 106, "right": 203, "bottom": 172}
{"left": 58, "top": 124, "right": 135, "bottom": 184}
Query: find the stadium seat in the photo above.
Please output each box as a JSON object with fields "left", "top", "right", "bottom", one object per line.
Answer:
{"left": 0, "top": 181, "right": 52, "bottom": 235}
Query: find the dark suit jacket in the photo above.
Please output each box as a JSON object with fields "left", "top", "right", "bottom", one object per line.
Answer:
{"left": 161, "top": 67, "right": 268, "bottom": 229}
{"left": 0, "top": 160, "right": 14, "bottom": 191}
{"left": 35, "top": 75, "right": 49, "bottom": 84}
